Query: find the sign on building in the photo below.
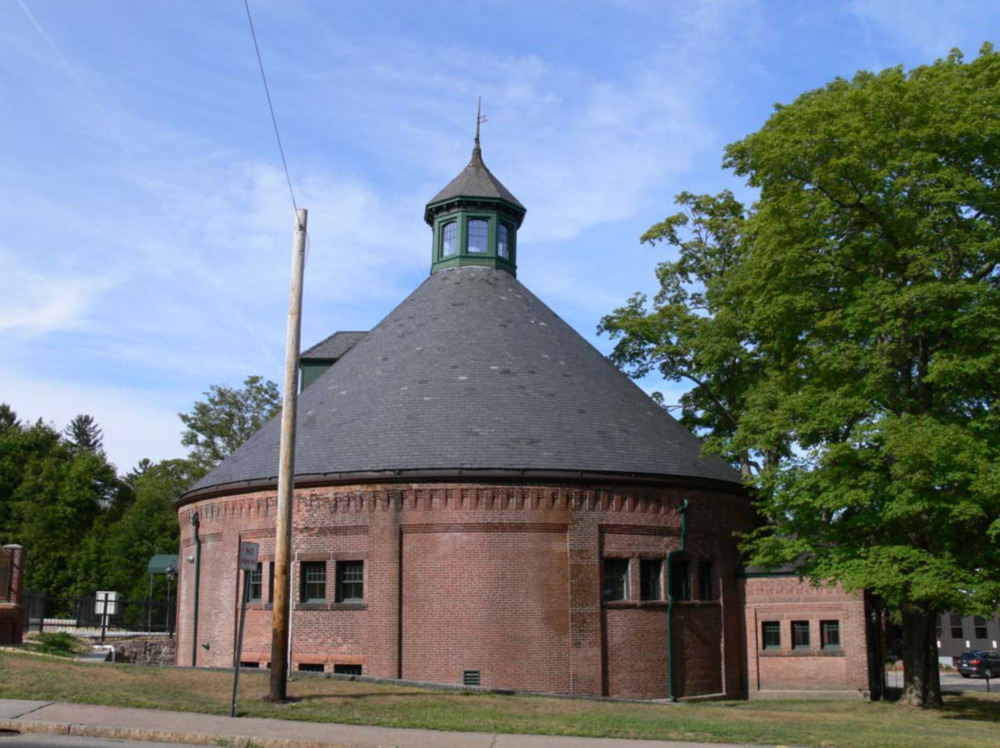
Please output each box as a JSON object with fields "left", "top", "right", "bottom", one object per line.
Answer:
{"left": 238, "top": 542, "right": 259, "bottom": 572}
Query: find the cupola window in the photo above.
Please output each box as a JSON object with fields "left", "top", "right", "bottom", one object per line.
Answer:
{"left": 468, "top": 219, "right": 489, "bottom": 254}
{"left": 498, "top": 223, "right": 510, "bottom": 260}
{"left": 442, "top": 221, "right": 458, "bottom": 257}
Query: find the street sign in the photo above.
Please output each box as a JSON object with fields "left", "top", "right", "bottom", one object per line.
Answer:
{"left": 238, "top": 542, "right": 259, "bottom": 572}
{"left": 95, "top": 590, "right": 118, "bottom": 616}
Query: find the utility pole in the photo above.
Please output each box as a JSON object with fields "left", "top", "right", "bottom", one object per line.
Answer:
{"left": 269, "top": 208, "right": 307, "bottom": 702}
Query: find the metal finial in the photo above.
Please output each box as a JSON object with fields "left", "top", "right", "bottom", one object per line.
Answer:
{"left": 472, "top": 97, "right": 488, "bottom": 165}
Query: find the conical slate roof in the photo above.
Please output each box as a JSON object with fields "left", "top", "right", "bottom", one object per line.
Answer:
{"left": 426, "top": 147, "right": 525, "bottom": 213}
{"left": 186, "top": 266, "right": 741, "bottom": 496}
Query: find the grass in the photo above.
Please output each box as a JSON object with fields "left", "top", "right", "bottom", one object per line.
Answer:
{"left": 19, "top": 632, "right": 86, "bottom": 658}
{"left": 1, "top": 649, "right": 998, "bottom": 747}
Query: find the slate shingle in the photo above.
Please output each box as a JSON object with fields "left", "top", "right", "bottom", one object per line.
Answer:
{"left": 188, "top": 266, "right": 742, "bottom": 495}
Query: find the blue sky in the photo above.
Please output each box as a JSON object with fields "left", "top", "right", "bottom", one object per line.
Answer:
{"left": 1, "top": 0, "right": 995, "bottom": 472}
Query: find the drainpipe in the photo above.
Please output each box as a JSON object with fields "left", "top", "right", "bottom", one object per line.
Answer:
{"left": 191, "top": 512, "right": 202, "bottom": 667}
{"left": 666, "top": 498, "right": 689, "bottom": 702}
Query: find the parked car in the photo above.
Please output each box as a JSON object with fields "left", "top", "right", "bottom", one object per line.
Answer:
{"left": 955, "top": 650, "right": 1000, "bottom": 678}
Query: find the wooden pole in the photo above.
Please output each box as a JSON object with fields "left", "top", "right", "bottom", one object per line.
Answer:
{"left": 269, "top": 208, "right": 307, "bottom": 702}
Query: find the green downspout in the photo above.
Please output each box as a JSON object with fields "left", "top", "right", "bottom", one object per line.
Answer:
{"left": 191, "top": 512, "right": 201, "bottom": 667}
{"left": 666, "top": 498, "right": 689, "bottom": 702}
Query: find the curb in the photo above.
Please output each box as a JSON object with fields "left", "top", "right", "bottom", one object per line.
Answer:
{"left": 0, "top": 719, "right": 383, "bottom": 748}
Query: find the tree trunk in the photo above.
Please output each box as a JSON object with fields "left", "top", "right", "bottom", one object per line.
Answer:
{"left": 901, "top": 607, "right": 942, "bottom": 708}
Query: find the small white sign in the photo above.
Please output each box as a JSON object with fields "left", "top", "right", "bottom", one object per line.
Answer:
{"left": 95, "top": 590, "right": 118, "bottom": 616}
{"left": 238, "top": 541, "right": 260, "bottom": 572}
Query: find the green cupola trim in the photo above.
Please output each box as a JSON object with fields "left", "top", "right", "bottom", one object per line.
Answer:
{"left": 425, "top": 101, "right": 526, "bottom": 277}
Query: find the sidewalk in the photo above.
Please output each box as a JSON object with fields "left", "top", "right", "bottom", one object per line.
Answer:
{"left": 0, "top": 699, "right": 769, "bottom": 748}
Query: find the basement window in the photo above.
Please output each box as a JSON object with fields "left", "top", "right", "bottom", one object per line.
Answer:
{"left": 602, "top": 558, "right": 630, "bottom": 601}
{"left": 334, "top": 664, "right": 362, "bottom": 676}
{"left": 821, "top": 620, "right": 840, "bottom": 650}
{"left": 298, "top": 663, "right": 324, "bottom": 673}
{"left": 792, "top": 620, "right": 811, "bottom": 649}
{"left": 463, "top": 670, "right": 481, "bottom": 686}
{"left": 762, "top": 621, "right": 781, "bottom": 649}
{"left": 239, "top": 661, "right": 259, "bottom": 669}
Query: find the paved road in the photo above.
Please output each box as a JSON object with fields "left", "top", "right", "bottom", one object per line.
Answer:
{"left": 940, "top": 671, "right": 999, "bottom": 694}
{"left": 0, "top": 736, "right": 183, "bottom": 748}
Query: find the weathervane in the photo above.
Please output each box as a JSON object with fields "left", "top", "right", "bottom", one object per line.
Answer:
{"left": 475, "top": 96, "right": 488, "bottom": 149}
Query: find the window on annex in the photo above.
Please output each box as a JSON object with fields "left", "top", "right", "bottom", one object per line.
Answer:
{"left": 762, "top": 621, "right": 781, "bottom": 649}
{"left": 792, "top": 620, "right": 811, "bottom": 649}
{"left": 248, "top": 562, "right": 263, "bottom": 602}
{"left": 698, "top": 560, "right": 715, "bottom": 600}
{"left": 268, "top": 562, "right": 274, "bottom": 602}
{"left": 974, "top": 616, "right": 989, "bottom": 639}
{"left": 441, "top": 221, "right": 458, "bottom": 257}
{"left": 640, "top": 559, "right": 662, "bottom": 601}
{"left": 467, "top": 219, "right": 489, "bottom": 253}
{"left": 602, "top": 558, "right": 630, "bottom": 601}
{"left": 498, "top": 223, "right": 511, "bottom": 260}
{"left": 300, "top": 561, "right": 326, "bottom": 603}
{"left": 951, "top": 614, "right": 964, "bottom": 640}
{"left": 821, "top": 620, "right": 840, "bottom": 649}
{"left": 336, "top": 561, "right": 364, "bottom": 603}
{"left": 669, "top": 559, "right": 690, "bottom": 601}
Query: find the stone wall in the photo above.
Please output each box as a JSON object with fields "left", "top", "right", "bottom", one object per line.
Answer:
{"left": 112, "top": 635, "right": 177, "bottom": 666}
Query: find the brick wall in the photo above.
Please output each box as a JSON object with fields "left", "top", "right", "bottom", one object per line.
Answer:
{"left": 740, "top": 575, "right": 871, "bottom": 697}
{"left": 176, "top": 482, "right": 753, "bottom": 699}
{"left": 0, "top": 544, "right": 25, "bottom": 645}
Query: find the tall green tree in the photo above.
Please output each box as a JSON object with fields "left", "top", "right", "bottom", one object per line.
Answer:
{"left": 604, "top": 46, "right": 1000, "bottom": 708}
{"left": 64, "top": 414, "right": 104, "bottom": 455}
{"left": 729, "top": 45, "right": 1000, "bottom": 708}
{"left": 179, "top": 375, "right": 280, "bottom": 474}
{"left": 599, "top": 190, "right": 786, "bottom": 479}
{"left": 75, "top": 459, "right": 193, "bottom": 599}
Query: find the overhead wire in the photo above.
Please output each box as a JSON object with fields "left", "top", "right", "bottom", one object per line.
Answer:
{"left": 242, "top": 0, "right": 302, "bottom": 230}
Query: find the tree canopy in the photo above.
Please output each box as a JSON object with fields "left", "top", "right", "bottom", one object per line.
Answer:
{"left": 1, "top": 373, "right": 280, "bottom": 601}
{"left": 602, "top": 45, "right": 1000, "bottom": 707}
{"left": 179, "top": 375, "right": 280, "bottom": 474}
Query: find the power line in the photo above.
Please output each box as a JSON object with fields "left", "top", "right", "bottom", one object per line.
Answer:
{"left": 242, "top": 0, "right": 299, "bottom": 221}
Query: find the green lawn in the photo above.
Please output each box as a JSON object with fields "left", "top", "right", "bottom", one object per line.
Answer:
{"left": 1, "top": 649, "right": 998, "bottom": 747}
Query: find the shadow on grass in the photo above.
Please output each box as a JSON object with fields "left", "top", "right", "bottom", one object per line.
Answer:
{"left": 941, "top": 695, "right": 1000, "bottom": 723}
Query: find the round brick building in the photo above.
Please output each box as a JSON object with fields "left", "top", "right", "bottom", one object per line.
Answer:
{"left": 174, "top": 136, "right": 758, "bottom": 700}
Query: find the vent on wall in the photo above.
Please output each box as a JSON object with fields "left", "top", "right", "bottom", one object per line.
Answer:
{"left": 463, "top": 670, "right": 481, "bottom": 687}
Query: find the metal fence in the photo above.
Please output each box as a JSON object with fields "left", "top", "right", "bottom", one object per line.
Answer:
{"left": 23, "top": 591, "right": 176, "bottom": 640}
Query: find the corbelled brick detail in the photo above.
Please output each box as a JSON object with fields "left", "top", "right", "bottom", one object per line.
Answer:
{"left": 176, "top": 481, "right": 753, "bottom": 699}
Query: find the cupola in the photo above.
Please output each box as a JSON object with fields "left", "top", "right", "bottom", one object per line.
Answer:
{"left": 424, "top": 102, "right": 526, "bottom": 276}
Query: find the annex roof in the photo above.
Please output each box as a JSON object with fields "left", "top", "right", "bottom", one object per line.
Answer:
{"left": 301, "top": 331, "right": 367, "bottom": 360}
{"left": 186, "top": 266, "right": 742, "bottom": 497}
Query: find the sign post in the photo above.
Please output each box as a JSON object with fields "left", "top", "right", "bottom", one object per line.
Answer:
{"left": 95, "top": 591, "right": 118, "bottom": 643}
{"left": 231, "top": 541, "right": 259, "bottom": 718}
